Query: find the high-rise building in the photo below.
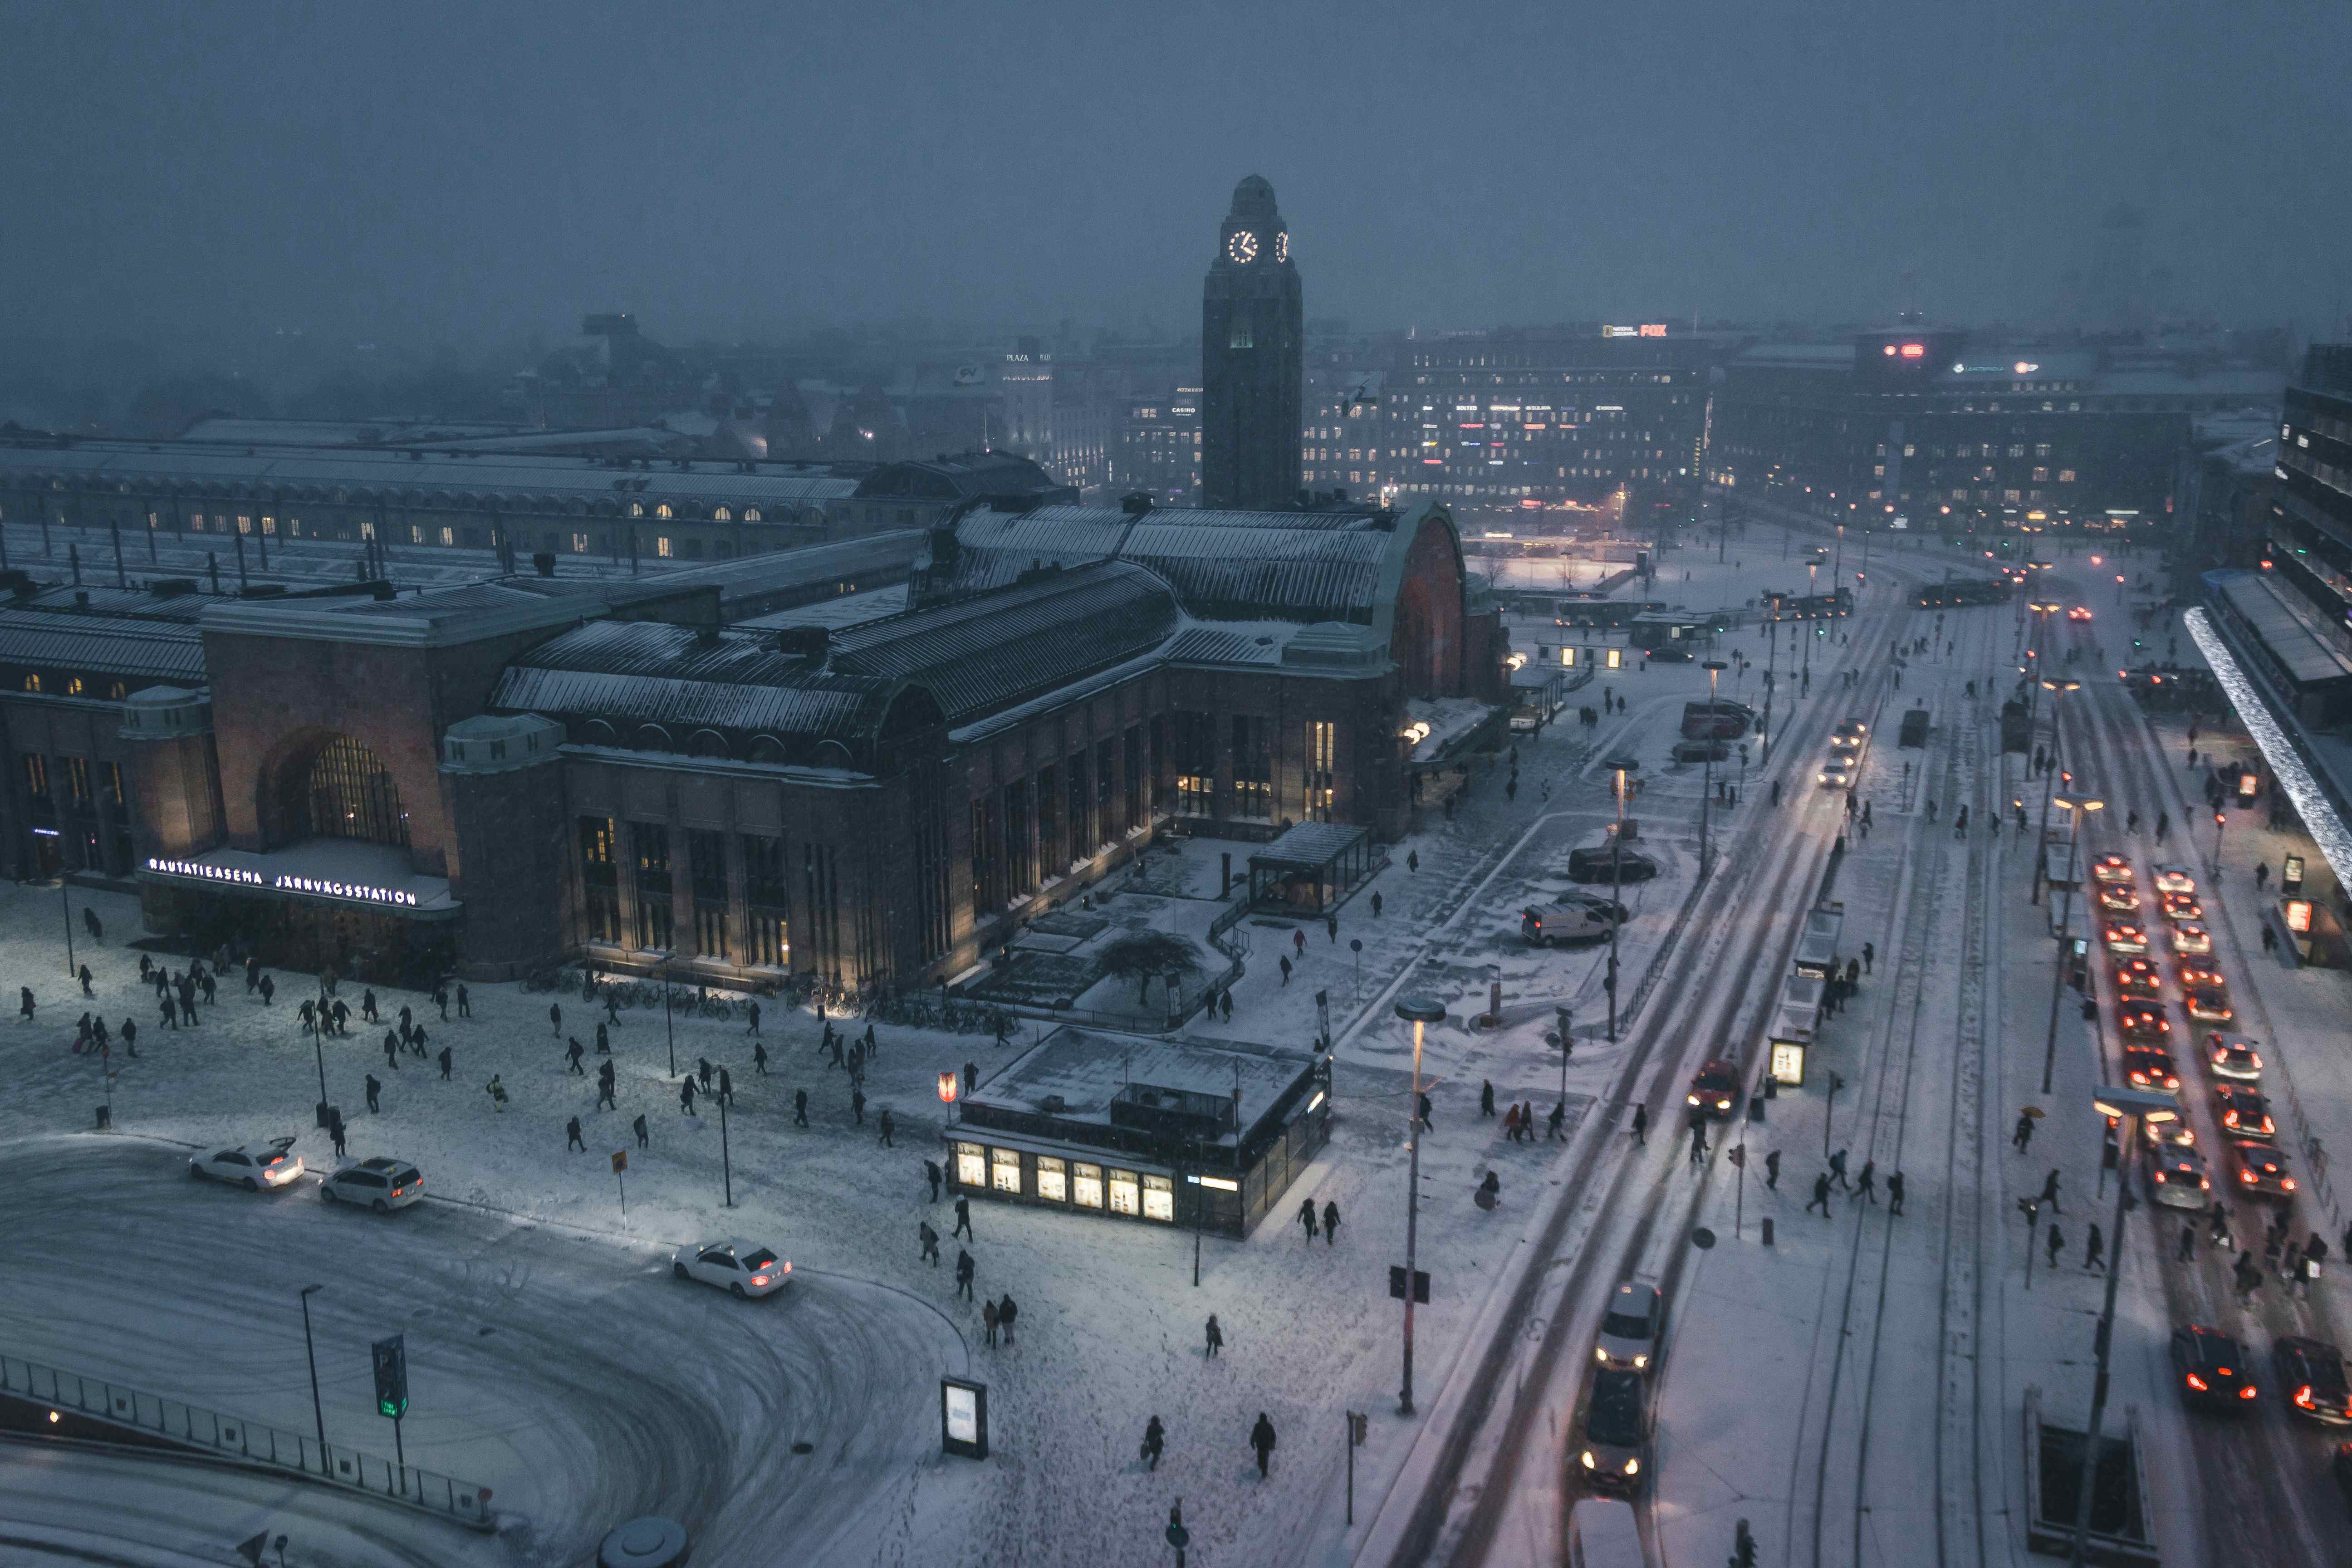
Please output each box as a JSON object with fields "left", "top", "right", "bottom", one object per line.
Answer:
{"left": 1201, "top": 176, "right": 1303, "bottom": 510}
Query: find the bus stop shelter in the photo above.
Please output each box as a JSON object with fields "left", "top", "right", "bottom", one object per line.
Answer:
{"left": 1247, "top": 823, "right": 1377, "bottom": 916}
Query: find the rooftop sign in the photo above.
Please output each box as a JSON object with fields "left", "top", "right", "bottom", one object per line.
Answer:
{"left": 145, "top": 857, "right": 421, "bottom": 907}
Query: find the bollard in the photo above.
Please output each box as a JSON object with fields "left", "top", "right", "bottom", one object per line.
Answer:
{"left": 94, "top": 1103, "right": 111, "bottom": 1131}
{"left": 1760, "top": 1217, "right": 1774, "bottom": 1247}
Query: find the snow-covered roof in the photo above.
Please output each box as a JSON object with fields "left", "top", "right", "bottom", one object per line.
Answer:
{"left": 968, "top": 1027, "right": 1315, "bottom": 1145}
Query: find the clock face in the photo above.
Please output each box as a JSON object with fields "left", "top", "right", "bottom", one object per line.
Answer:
{"left": 1227, "top": 230, "right": 1259, "bottom": 264}
{"left": 1274, "top": 232, "right": 1289, "bottom": 264}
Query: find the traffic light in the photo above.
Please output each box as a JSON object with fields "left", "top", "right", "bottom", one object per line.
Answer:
{"left": 371, "top": 1335, "right": 408, "bottom": 1420}
{"left": 1734, "top": 1518, "right": 1757, "bottom": 1567}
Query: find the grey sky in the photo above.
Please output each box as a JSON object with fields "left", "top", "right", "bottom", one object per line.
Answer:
{"left": 5, "top": 0, "right": 2346, "bottom": 346}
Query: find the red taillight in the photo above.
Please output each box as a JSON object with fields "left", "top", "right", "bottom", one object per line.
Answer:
{"left": 2152, "top": 1171, "right": 2166, "bottom": 1183}
{"left": 2241, "top": 1170, "right": 2258, "bottom": 1183}
{"left": 2298, "top": 1386, "right": 2315, "bottom": 1407}
{"left": 2225, "top": 1112, "right": 2239, "bottom": 1127}
{"left": 2200, "top": 1178, "right": 2210, "bottom": 1190}
{"left": 751, "top": 1275, "right": 769, "bottom": 1286}
{"left": 2284, "top": 1178, "right": 2298, "bottom": 1191}
{"left": 2186, "top": 1373, "right": 2208, "bottom": 1391}
{"left": 2260, "top": 1119, "right": 2274, "bottom": 1134}
{"left": 2239, "top": 1384, "right": 2258, "bottom": 1399}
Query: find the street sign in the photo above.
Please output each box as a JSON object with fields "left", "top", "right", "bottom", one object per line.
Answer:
{"left": 371, "top": 1334, "right": 407, "bottom": 1420}
{"left": 1388, "top": 1266, "right": 1431, "bottom": 1303}
{"left": 940, "top": 1376, "right": 988, "bottom": 1459}
{"left": 611, "top": 1150, "right": 628, "bottom": 1174}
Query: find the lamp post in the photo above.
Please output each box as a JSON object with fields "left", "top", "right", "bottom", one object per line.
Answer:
{"left": 298, "top": 1284, "right": 328, "bottom": 1474}
{"left": 1395, "top": 996, "right": 1446, "bottom": 1416}
{"left": 1700, "top": 661, "right": 1727, "bottom": 871}
{"left": 2070, "top": 1084, "right": 2179, "bottom": 1566}
{"left": 2039, "top": 785, "right": 2104, "bottom": 1093}
{"left": 2031, "top": 678, "right": 2081, "bottom": 905}
{"left": 2025, "top": 602, "right": 2063, "bottom": 722}
{"left": 1605, "top": 754, "right": 1640, "bottom": 1041}
{"left": 1761, "top": 612, "right": 1778, "bottom": 764}
{"left": 1803, "top": 560, "right": 1818, "bottom": 685}
{"left": 2211, "top": 810, "right": 2227, "bottom": 880}
{"left": 61, "top": 878, "right": 76, "bottom": 978}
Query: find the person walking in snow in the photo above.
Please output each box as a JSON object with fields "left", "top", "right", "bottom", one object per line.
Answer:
{"left": 1323, "top": 1200, "right": 1340, "bottom": 1245}
{"left": 955, "top": 1249, "right": 976, "bottom": 1302}
{"left": 918, "top": 1220, "right": 940, "bottom": 1266}
{"left": 1828, "top": 1148, "right": 1850, "bottom": 1190}
{"left": 2014, "top": 1110, "right": 2035, "bottom": 1152}
{"left": 2045, "top": 1224, "right": 2066, "bottom": 1270}
{"left": 485, "top": 1075, "right": 507, "bottom": 1112}
{"left": 2083, "top": 1223, "right": 2105, "bottom": 1273}
{"left": 997, "top": 1294, "right": 1018, "bottom": 1344}
{"left": 18, "top": 987, "right": 32, "bottom": 1022}
{"left": 1765, "top": 1149, "right": 1782, "bottom": 1191}
{"left": 718, "top": 1066, "right": 734, "bottom": 1106}
{"left": 2039, "top": 1167, "right": 2063, "bottom": 1215}
{"left": 2176, "top": 1224, "right": 2197, "bottom": 1263}
{"left": 1631, "top": 1103, "right": 1647, "bottom": 1145}
{"left": 926, "top": 1159, "right": 942, "bottom": 1202}
{"left": 878, "top": 1108, "right": 894, "bottom": 1147}
{"left": 1205, "top": 1314, "right": 1224, "bottom": 1357}
{"left": 753, "top": 1040, "right": 769, "bottom": 1075}
{"left": 438, "top": 1044, "right": 452, "bottom": 1080}
{"left": 548, "top": 1001, "right": 562, "bottom": 1036}
{"left": 953, "top": 1195, "right": 974, "bottom": 1241}
{"left": 1250, "top": 1412, "right": 1278, "bottom": 1478}
{"left": 1886, "top": 1170, "right": 1905, "bottom": 1215}
{"left": 1547, "top": 1100, "right": 1566, "bottom": 1140}
{"left": 1504, "top": 1102, "right": 1523, "bottom": 1143}
{"left": 1142, "top": 1415, "right": 1166, "bottom": 1471}
{"left": 567, "top": 1116, "right": 586, "bottom": 1152}
{"left": 1857, "top": 1161, "right": 1878, "bottom": 1205}
{"left": 678, "top": 1076, "right": 697, "bottom": 1115}
{"left": 633, "top": 1113, "right": 649, "bottom": 1149}
{"left": 1480, "top": 1079, "right": 1496, "bottom": 1117}
{"left": 982, "top": 1298, "right": 1000, "bottom": 1348}
{"left": 1298, "top": 1197, "right": 1319, "bottom": 1242}
{"left": 597, "top": 1060, "right": 617, "bottom": 1110}
{"left": 566, "top": 1037, "right": 586, "bottom": 1075}
{"left": 1806, "top": 1173, "right": 1833, "bottom": 1217}
{"left": 794, "top": 1088, "right": 809, "bottom": 1127}
{"left": 851, "top": 1086, "right": 866, "bottom": 1125}
{"left": 259, "top": 974, "right": 276, "bottom": 1006}
{"left": 2234, "top": 1250, "right": 2262, "bottom": 1306}
{"left": 597, "top": 1021, "right": 611, "bottom": 1055}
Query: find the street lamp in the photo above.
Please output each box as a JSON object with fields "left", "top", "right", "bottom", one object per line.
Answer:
{"left": 2031, "top": 678, "right": 2081, "bottom": 904}
{"left": 2070, "top": 1084, "right": 2180, "bottom": 1567}
{"left": 298, "top": 1284, "right": 328, "bottom": 1474}
{"left": 1395, "top": 995, "right": 1446, "bottom": 1416}
{"left": 1700, "top": 660, "right": 1728, "bottom": 870}
{"left": 2211, "top": 810, "right": 2227, "bottom": 879}
{"left": 1803, "top": 560, "right": 1818, "bottom": 685}
{"left": 2025, "top": 602, "right": 2064, "bottom": 719}
{"left": 2039, "top": 785, "right": 2105, "bottom": 1093}
{"left": 1605, "top": 754, "right": 1640, "bottom": 1041}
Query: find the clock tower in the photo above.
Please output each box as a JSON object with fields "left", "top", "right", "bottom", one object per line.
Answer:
{"left": 1202, "top": 175, "right": 1303, "bottom": 511}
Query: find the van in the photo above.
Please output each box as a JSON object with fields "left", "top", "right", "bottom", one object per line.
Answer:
{"left": 1567, "top": 1494, "right": 1643, "bottom": 1567}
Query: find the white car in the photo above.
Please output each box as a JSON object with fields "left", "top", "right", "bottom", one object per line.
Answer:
{"left": 1595, "top": 1280, "right": 1664, "bottom": 1372}
{"left": 321, "top": 1156, "right": 424, "bottom": 1212}
{"left": 672, "top": 1240, "right": 790, "bottom": 1298}
{"left": 189, "top": 1138, "right": 304, "bottom": 1192}
{"left": 2170, "top": 921, "right": 2212, "bottom": 956}
{"left": 2153, "top": 863, "right": 2196, "bottom": 896}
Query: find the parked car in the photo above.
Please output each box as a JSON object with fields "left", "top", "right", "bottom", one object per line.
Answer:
{"left": 671, "top": 1240, "right": 791, "bottom": 1298}
{"left": 2146, "top": 1146, "right": 2210, "bottom": 1210}
{"left": 2274, "top": 1338, "right": 2352, "bottom": 1424}
{"left": 1568, "top": 846, "right": 1659, "bottom": 885}
{"left": 2171, "top": 1325, "right": 2256, "bottom": 1409}
{"left": 1594, "top": 1280, "right": 1665, "bottom": 1372}
{"left": 189, "top": 1137, "right": 304, "bottom": 1193}
{"left": 2215, "top": 1086, "right": 2275, "bottom": 1140}
{"left": 2225, "top": 1139, "right": 2295, "bottom": 1198}
{"left": 1578, "top": 1367, "right": 1648, "bottom": 1492}
{"left": 320, "top": 1156, "right": 424, "bottom": 1213}
{"left": 1670, "top": 739, "right": 1729, "bottom": 765}
{"left": 1524, "top": 897, "right": 1622, "bottom": 947}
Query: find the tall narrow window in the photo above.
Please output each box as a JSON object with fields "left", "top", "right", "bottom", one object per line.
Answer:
{"left": 578, "top": 816, "right": 621, "bottom": 944}
{"left": 1305, "top": 720, "right": 1336, "bottom": 821}
{"left": 303, "top": 738, "right": 407, "bottom": 847}
{"left": 742, "top": 833, "right": 790, "bottom": 968}
{"left": 631, "top": 823, "right": 673, "bottom": 951}
{"left": 689, "top": 828, "right": 729, "bottom": 961}
{"left": 1231, "top": 715, "right": 1272, "bottom": 822}
{"left": 1172, "top": 711, "right": 1215, "bottom": 818}
{"left": 22, "top": 754, "right": 49, "bottom": 800}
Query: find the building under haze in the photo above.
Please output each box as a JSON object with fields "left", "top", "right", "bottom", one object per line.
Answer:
{"left": 0, "top": 498, "right": 1503, "bottom": 990}
{"left": 1709, "top": 327, "right": 2282, "bottom": 539}
{"left": 1200, "top": 176, "right": 1303, "bottom": 510}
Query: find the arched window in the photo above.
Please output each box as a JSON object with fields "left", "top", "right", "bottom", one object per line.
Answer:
{"left": 655, "top": 503, "right": 673, "bottom": 520}
{"left": 713, "top": 506, "right": 732, "bottom": 522}
{"left": 687, "top": 729, "right": 730, "bottom": 759}
{"left": 743, "top": 508, "right": 761, "bottom": 523}
{"left": 302, "top": 737, "right": 408, "bottom": 847}
{"left": 21, "top": 674, "right": 40, "bottom": 693}
{"left": 582, "top": 719, "right": 620, "bottom": 747}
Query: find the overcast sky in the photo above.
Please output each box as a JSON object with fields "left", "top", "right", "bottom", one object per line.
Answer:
{"left": 5, "top": 0, "right": 2347, "bottom": 350}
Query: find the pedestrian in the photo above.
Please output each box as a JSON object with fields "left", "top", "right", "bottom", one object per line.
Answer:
{"left": 2264, "top": 925, "right": 2278, "bottom": 954}
{"left": 549, "top": 1001, "right": 562, "bottom": 1036}
{"left": 878, "top": 1108, "right": 895, "bottom": 1147}
{"left": 747, "top": 1000, "right": 761, "bottom": 1035}
{"left": 953, "top": 1194, "right": 974, "bottom": 1240}
{"left": 329, "top": 1113, "right": 347, "bottom": 1157}
{"left": 2013, "top": 1110, "right": 2035, "bottom": 1152}
{"left": 119, "top": 1017, "right": 136, "bottom": 1058}
{"left": 1279, "top": 955, "right": 1292, "bottom": 985}
{"left": 1631, "top": 1102, "right": 1647, "bottom": 1145}
{"left": 1220, "top": 990, "right": 1233, "bottom": 1023}
{"left": 1323, "top": 1200, "right": 1340, "bottom": 1245}
{"left": 1480, "top": 1079, "right": 1496, "bottom": 1117}
{"left": 2234, "top": 1250, "right": 2262, "bottom": 1305}
{"left": 597, "top": 1060, "right": 617, "bottom": 1109}
{"left": 1688, "top": 1122, "right": 1707, "bottom": 1167}
{"left": 1419, "top": 1091, "right": 1435, "bottom": 1129}
{"left": 2176, "top": 1224, "right": 2196, "bottom": 1263}
{"left": 1142, "top": 1415, "right": 1166, "bottom": 1471}
{"left": 77, "top": 963, "right": 92, "bottom": 998}
{"left": 1806, "top": 1173, "right": 1832, "bottom": 1216}
{"left": 926, "top": 1158, "right": 942, "bottom": 1202}
{"left": 1862, "top": 941, "right": 1875, "bottom": 975}
{"left": 1828, "top": 1148, "right": 1850, "bottom": 1190}
{"left": 633, "top": 1113, "right": 649, "bottom": 1149}
{"left": 919, "top": 1220, "right": 941, "bottom": 1266}
{"left": 2084, "top": 1223, "right": 2105, "bottom": 1273}
{"left": 1408, "top": 849, "right": 1419, "bottom": 874}
{"left": 2214, "top": 1206, "right": 2235, "bottom": 1252}
{"left": 851, "top": 1087, "right": 866, "bottom": 1125}
{"left": 566, "top": 1037, "right": 586, "bottom": 1075}
{"left": 753, "top": 1040, "right": 769, "bottom": 1075}
{"left": 697, "top": 1057, "right": 714, "bottom": 1092}
{"left": 1886, "top": 1170, "right": 1904, "bottom": 1215}
{"left": 259, "top": 974, "right": 275, "bottom": 1006}
{"left": 457, "top": 984, "right": 470, "bottom": 1018}
{"left": 2039, "top": 1167, "right": 2063, "bottom": 1215}
{"left": 794, "top": 1088, "right": 809, "bottom": 1127}
{"left": 568, "top": 1116, "right": 586, "bottom": 1152}
{"left": 719, "top": 1067, "right": 734, "bottom": 1107}
{"left": 1205, "top": 1313, "right": 1224, "bottom": 1357}
{"left": 1372, "top": 891, "right": 1384, "bottom": 917}
{"left": 1857, "top": 1160, "right": 1878, "bottom": 1205}
{"left": 1299, "top": 1197, "right": 1319, "bottom": 1242}
{"left": 679, "top": 1077, "right": 697, "bottom": 1115}
{"left": 1250, "top": 1412, "right": 1278, "bottom": 1478}
{"left": 1547, "top": 1099, "right": 1566, "bottom": 1140}
{"left": 485, "top": 1075, "right": 508, "bottom": 1112}
{"left": 1326, "top": 914, "right": 1338, "bottom": 944}
{"left": 363, "top": 1072, "right": 382, "bottom": 1114}
{"left": 1765, "top": 1149, "right": 1781, "bottom": 1191}
{"left": 597, "top": 1021, "right": 610, "bottom": 1055}
{"left": 17, "top": 986, "right": 31, "bottom": 1022}
{"left": 956, "top": 1249, "right": 976, "bottom": 1302}
{"left": 2155, "top": 811, "right": 2169, "bottom": 843}
{"left": 2257, "top": 862, "right": 2271, "bottom": 892}
{"left": 2045, "top": 1224, "right": 2065, "bottom": 1270}
{"left": 2283, "top": 1238, "right": 2303, "bottom": 1288}
{"left": 435, "top": 986, "right": 449, "bottom": 1021}
{"left": 998, "top": 1294, "right": 1018, "bottom": 1344}
{"left": 983, "top": 1299, "right": 1000, "bottom": 1348}
{"left": 1294, "top": 929, "right": 1306, "bottom": 959}
{"left": 382, "top": 1032, "right": 401, "bottom": 1071}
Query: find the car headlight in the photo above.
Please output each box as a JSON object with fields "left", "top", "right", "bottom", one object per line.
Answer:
{"left": 1632, "top": 1355, "right": 1648, "bottom": 1369}
{"left": 1581, "top": 1450, "right": 1597, "bottom": 1469}
{"left": 1623, "top": 1457, "right": 1640, "bottom": 1475}
{"left": 1687, "top": 1094, "right": 1700, "bottom": 1105}
{"left": 1597, "top": 1347, "right": 1609, "bottom": 1362}
{"left": 1717, "top": 1099, "right": 1731, "bottom": 1111}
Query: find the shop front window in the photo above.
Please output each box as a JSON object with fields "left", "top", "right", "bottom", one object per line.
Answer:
{"left": 1142, "top": 1173, "right": 1174, "bottom": 1222}
{"left": 1073, "top": 1162, "right": 1103, "bottom": 1209}
{"left": 956, "top": 1142, "right": 986, "bottom": 1188}
{"left": 1036, "top": 1156, "right": 1067, "bottom": 1202}
{"left": 1107, "top": 1169, "right": 1140, "bottom": 1216}
{"left": 991, "top": 1148, "right": 1023, "bottom": 1195}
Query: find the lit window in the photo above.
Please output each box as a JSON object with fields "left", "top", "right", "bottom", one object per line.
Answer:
{"left": 656, "top": 504, "right": 673, "bottom": 520}
{"left": 21, "top": 674, "right": 39, "bottom": 693}
{"left": 628, "top": 502, "right": 644, "bottom": 518}
{"left": 1230, "top": 324, "right": 1253, "bottom": 350}
{"left": 1142, "top": 1174, "right": 1174, "bottom": 1222}
{"left": 1035, "top": 1156, "right": 1068, "bottom": 1202}
{"left": 713, "top": 506, "right": 731, "bottom": 522}
{"left": 743, "top": 508, "right": 760, "bottom": 523}
{"left": 571, "top": 533, "right": 589, "bottom": 554}
{"left": 65, "top": 677, "right": 83, "bottom": 696}
{"left": 656, "top": 536, "right": 674, "bottom": 559}
{"left": 1107, "top": 1169, "right": 1141, "bottom": 1216}
{"left": 440, "top": 526, "right": 455, "bottom": 547}
{"left": 1072, "top": 1162, "right": 1103, "bottom": 1208}
{"left": 955, "top": 1142, "right": 985, "bottom": 1187}
{"left": 2058, "top": 470, "right": 2077, "bottom": 483}
{"left": 991, "top": 1147, "right": 1022, "bottom": 1195}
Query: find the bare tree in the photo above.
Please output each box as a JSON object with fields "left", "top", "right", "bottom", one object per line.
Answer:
{"left": 1097, "top": 931, "right": 1200, "bottom": 1004}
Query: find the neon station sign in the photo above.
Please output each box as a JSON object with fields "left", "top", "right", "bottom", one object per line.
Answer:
{"left": 145, "top": 857, "right": 421, "bottom": 908}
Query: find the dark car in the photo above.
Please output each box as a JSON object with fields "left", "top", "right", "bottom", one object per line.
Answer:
{"left": 2183, "top": 989, "right": 2234, "bottom": 1024}
{"left": 1670, "top": 739, "right": 1729, "bottom": 764}
{"left": 2170, "top": 1325, "right": 2257, "bottom": 1410}
{"left": 2215, "top": 1086, "right": 2275, "bottom": 1141}
{"left": 2112, "top": 958, "right": 2161, "bottom": 998}
{"left": 2226, "top": 1139, "right": 2296, "bottom": 1199}
{"left": 2274, "top": 1338, "right": 2352, "bottom": 1425}
{"left": 1578, "top": 1367, "right": 1648, "bottom": 1491}
{"left": 1685, "top": 1060, "right": 1740, "bottom": 1120}
{"left": 2122, "top": 1044, "right": 2180, "bottom": 1092}
{"left": 2116, "top": 1004, "right": 2171, "bottom": 1043}
{"left": 1568, "top": 846, "right": 1659, "bottom": 886}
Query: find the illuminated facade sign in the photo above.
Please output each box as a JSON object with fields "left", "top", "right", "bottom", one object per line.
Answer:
{"left": 145, "top": 857, "right": 421, "bottom": 908}
{"left": 1601, "top": 324, "right": 1670, "bottom": 338}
